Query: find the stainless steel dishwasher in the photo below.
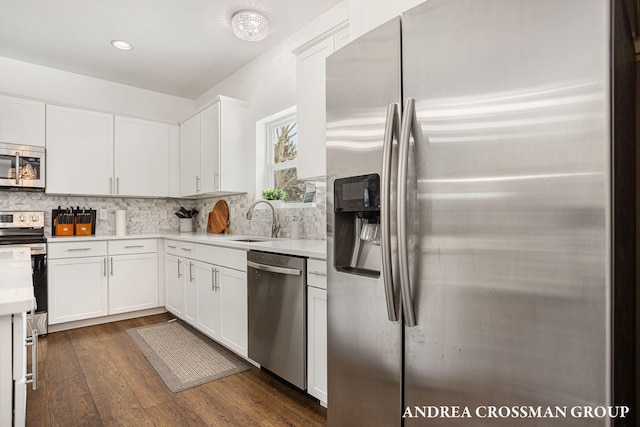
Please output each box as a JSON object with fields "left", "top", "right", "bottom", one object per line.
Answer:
{"left": 247, "top": 250, "right": 306, "bottom": 390}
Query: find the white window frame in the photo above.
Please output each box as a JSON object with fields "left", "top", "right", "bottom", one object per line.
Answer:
{"left": 266, "top": 111, "right": 298, "bottom": 189}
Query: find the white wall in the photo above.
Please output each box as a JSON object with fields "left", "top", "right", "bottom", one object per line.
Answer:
{"left": 0, "top": 56, "right": 193, "bottom": 123}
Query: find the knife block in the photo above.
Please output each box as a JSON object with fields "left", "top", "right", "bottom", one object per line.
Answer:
{"left": 54, "top": 221, "right": 74, "bottom": 236}
{"left": 51, "top": 208, "right": 96, "bottom": 236}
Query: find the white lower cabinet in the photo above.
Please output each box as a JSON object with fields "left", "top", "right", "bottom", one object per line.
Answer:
{"left": 195, "top": 261, "right": 220, "bottom": 337}
{"left": 49, "top": 243, "right": 109, "bottom": 324}
{"left": 109, "top": 252, "right": 159, "bottom": 314}
{"left": 217, "top": 266, "right": 248, "bottom": 355}
{"left": 164, "top": 254, "right": 184, "bottom": 317}
{"left": 307, "top": 259, "right": 328, "bottom": 406}
{"left": 164, "top": 241, "right": 248, "bottom": 357}
{"left": 184, "top": 259, "right": 198, "bottom": 324}
{"left": 48, "top": 239, "right": 159, "bottom": 325}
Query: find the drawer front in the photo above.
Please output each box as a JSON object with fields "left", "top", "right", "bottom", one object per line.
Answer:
{"left": 307, "top": 259, "right": 327, "bottom": 276}
{"left": 164, "top": 240, "right": 195, "bottom": 257}
{"left": 195, "top": 244, "right": 246, "bottom": 271}
{"left": 108, "top": 239, "right": 158, "bottom": 255}
{"left": 48, "top": 241, "right": 108, "bottom": 259}
{"left": 308, "top": 259, "right": 327, "bottom": 290}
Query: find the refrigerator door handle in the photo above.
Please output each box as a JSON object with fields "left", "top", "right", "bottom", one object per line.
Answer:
{"left": 398, "top": 97, "right": 417, "bottom": 327}
{"left": 381, "top": 102, "right": 400, "bottom": 322}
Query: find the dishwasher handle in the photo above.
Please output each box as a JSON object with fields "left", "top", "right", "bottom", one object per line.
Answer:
{"left": 247, "top": 260, "right": 301, "bottom": 276}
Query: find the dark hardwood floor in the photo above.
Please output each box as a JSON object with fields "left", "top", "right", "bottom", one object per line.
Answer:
{"left": 26, "top": 313, "right": 327, "bottom": 426}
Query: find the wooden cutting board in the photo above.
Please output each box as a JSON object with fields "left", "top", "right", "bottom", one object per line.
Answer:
{"left": 207, "top": 200, "right": 231, "bottom": 234}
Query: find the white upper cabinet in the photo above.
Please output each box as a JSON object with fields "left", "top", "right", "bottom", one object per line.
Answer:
{"left": 46, "top": 104, "right": 174, "bottom": 197}
{"left": 46, "top": 105, "right": 114, "bottom": 195}
{"left": 179, "top": 96, "right": 248, "bottom": 197}
{"left": 295, "top": 25, "right": 349, "bottom": 180}
{"left": 115, "top": 116, "right": 173, "bottom": 197}
{"left": 0, "top": 94, "right": 45, "bottom": 147}
{"left": 180, "top": 112, "right": 201, "bottom": 196}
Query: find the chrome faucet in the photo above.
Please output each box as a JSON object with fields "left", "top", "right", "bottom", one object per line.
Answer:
{"left": 245, "top": 200, "right": 281, "bottom": 238}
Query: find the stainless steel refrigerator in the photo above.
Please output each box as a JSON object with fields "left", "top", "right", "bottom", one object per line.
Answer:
{"left": 326, "top": 0, "right": 636, "bottom": 426}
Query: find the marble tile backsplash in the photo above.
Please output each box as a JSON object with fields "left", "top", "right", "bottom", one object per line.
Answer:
{"left": 0, "top": 186, "right": 326, "bottom": 240}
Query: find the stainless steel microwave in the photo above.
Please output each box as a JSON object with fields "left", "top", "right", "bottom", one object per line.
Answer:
{"left": 0, "top": 142, "right": 45, "bottom": 190}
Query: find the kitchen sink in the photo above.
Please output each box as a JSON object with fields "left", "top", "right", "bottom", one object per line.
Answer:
{"left": 227, "top": 237, "right": 274, "bottom": 243}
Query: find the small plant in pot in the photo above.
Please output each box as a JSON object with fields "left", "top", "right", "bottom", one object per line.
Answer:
{"left": 262, "top": 188, "right": 287, "bottom": 201}
{"left": 261, "top": 188, "right": 287, "bottom": 208}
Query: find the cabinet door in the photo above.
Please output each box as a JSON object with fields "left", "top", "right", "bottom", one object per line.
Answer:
{"left": 0, "top": 95, "right": 45, "bottom": 147}
{"left": 114, "top": 116, "right": 170, "bottom": 197}
{"left": 296, "top": 37, "right": 334, "bottom": 180}
{"left": 109, "top": 253, "right": 159, "bottom": 315}
{"left": 49, "top": 257, "right": 109, "bottom": 324}
{"left": 165, "top": 254, "right": 184, "bottom": 318}
{"left": 195, "top": 261, "right": 220, "bottom": 338}
{"left": 184, "top": 260, "right": 197, "bottom": 324}
{"left": 307, "top": 286, "right": 328, "bottom": 404}
{"left": 218, "top": 267, "right": 247, "bottom": 356}
{"left": 46, "top": 105, "right": 114, "bottom": 195}
{"left": 180, "top": 113, "right": 201, "bottom": 196}
{"left": 200, "top": 103, "right": 220, "bottom": 193}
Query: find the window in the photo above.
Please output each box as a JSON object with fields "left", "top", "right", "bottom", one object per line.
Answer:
{"left": 266, "top": 112, "right": 306, "bottom": 202}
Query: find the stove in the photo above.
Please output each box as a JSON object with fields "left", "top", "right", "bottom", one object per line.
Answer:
{"left": 0, "top": 211, "right": 47, "bottom": 335}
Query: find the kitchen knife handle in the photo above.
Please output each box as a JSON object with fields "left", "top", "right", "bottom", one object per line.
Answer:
{"left": 398, "top": 98, "right": 417, "bottom": 328}
{"left": 381, "top": 102, "right": 400, "bottom": 323}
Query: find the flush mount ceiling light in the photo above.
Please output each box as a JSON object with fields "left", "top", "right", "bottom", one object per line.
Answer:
{"left": 110, "top": 39, "right": 133, "bottom": 51}
{"left": 231, "top": 10, "right": 269, "bottom": 42}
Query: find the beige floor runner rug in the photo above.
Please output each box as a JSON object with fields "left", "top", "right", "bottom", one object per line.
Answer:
{"left": 127, "top": 320, "right": 250, "bottom": 392}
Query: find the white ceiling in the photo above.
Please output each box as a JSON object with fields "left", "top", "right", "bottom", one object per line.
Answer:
{"left": 0, "top": 0, "right": 342, "bottom": 99}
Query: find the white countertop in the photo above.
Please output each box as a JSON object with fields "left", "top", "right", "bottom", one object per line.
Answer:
{"left": 48, "top": 232, "right": 327, "bottom": 260}
{"left": 0, "top": 247, "right": 35, "bottom": 316}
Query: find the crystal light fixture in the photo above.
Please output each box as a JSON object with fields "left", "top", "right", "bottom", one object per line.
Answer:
{"left": 231, "top": 10, "right": 269, "bottom": 42}
{"left": 110, "top": 39, "right": 133, "bottom": 51}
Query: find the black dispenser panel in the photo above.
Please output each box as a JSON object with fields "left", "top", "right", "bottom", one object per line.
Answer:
{"left": 334, "top": 174, "right": 380, "bottom": 213}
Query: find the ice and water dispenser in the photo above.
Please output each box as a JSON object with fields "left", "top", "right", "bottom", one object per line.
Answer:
{"left": 333, "top": 174, "right": 381, "bottom": 277}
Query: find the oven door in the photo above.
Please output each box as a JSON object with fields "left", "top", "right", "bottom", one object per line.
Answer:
{"left": 0, "top": 143, "right": 45, "bottom": 189}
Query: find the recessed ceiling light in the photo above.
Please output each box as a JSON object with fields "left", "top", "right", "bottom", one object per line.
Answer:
{"left": 110, "top": 40, "right": 133, "bottom": 51}
{"left": 231, "top": 10, "right": 269, "bottom": 42}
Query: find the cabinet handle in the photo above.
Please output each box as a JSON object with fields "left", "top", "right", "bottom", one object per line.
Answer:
{"left": 67, "top": 248, "right": 91, "bottom": 252}
{"left": 308, "top": 271, "right": 327, "bottom": 277}
{"left": 211, "top": 267, "right": 215, "bottom": 291}
{"left": 110, "top": 257, "right": 114, "bottom": 276}
{"left": 15, "top": 152, "right": 21, "bottom": 185}
{"left": 180, "top": 247, "right": 192, "bottom": 252}
{"left": 177, "top": 259, "right": 182, "bottom": 278}
{"left": 189, "top": 262, "right": 194, "bottom": 282}
{"left": 167, "top": 245, "right": 177, "bottom": 249}
{"left": 116, "top": 177, "right": 120, "bottom": 194}
{"left": 196, "top": 176, "right": 200, "bottom": 192}
{"left": 215, "top": 268, "right": 220, "bottom": 291}
{"left": 110, "top": 177, "right": 113, "bottom": 194}
{"left": 124, "top": 245, "right": 145, "bottom": 249}
{"left": 25, "top": 326, "right": 38, "bottom": 390}
{"left": 214, "top": 172, "right": 219, "bottom": 190}
{"left": 104, "top": 258, "right": 107, "bottom": 276}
